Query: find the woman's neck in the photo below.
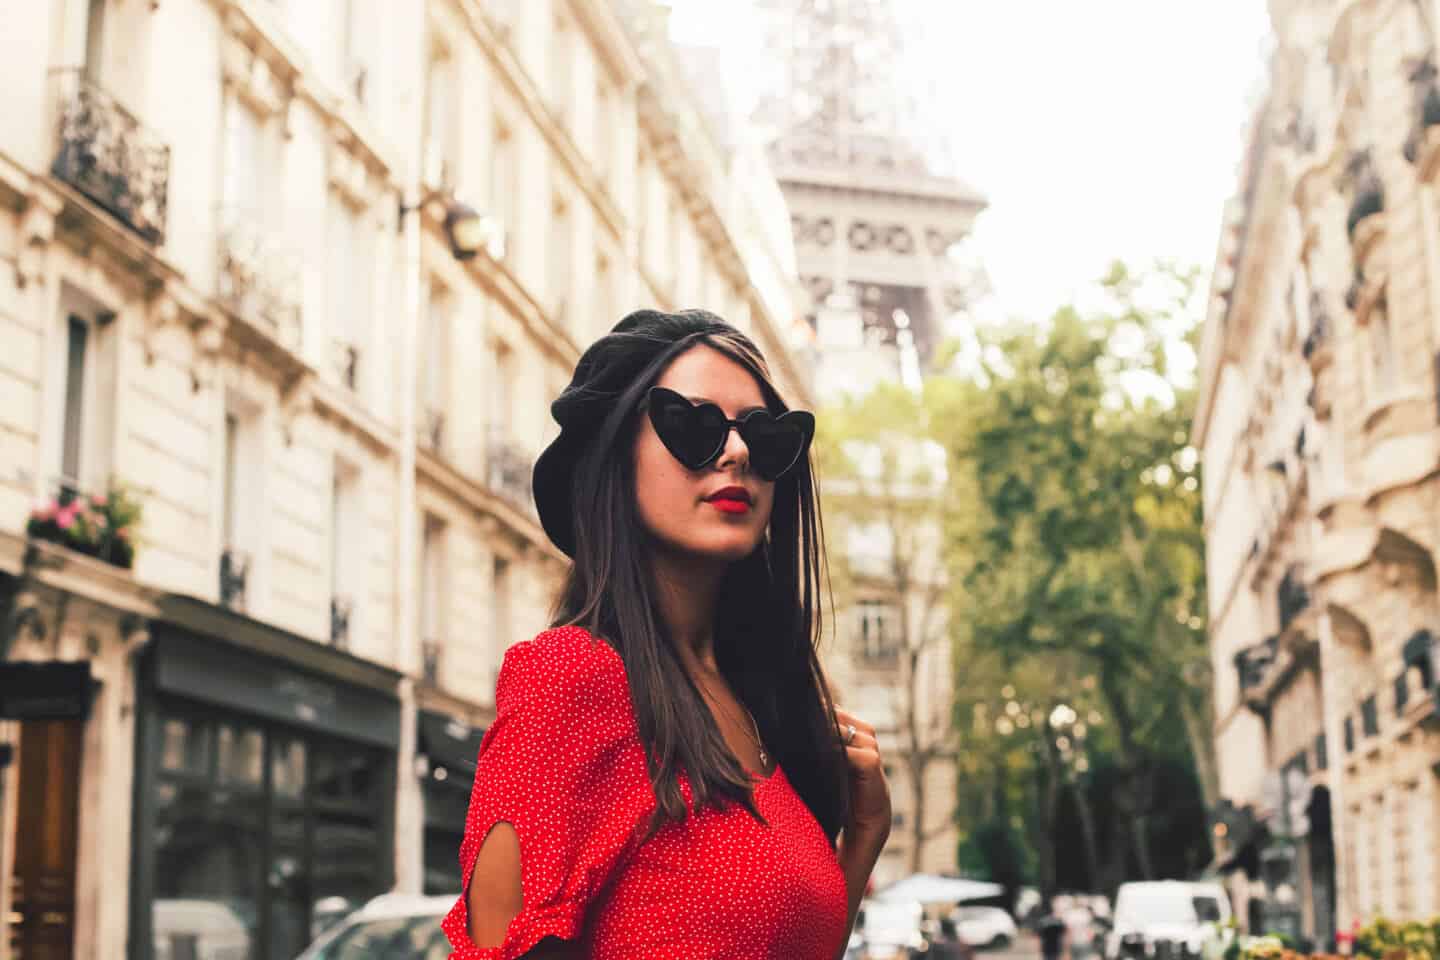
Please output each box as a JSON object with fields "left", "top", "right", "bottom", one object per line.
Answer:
{"left": 649, "top": 550, "right": 726, "bottom": 677}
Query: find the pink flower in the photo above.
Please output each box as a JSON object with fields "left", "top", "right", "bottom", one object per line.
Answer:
{"left": 56, "top": 504, "right": 78, "bottom": 530}
{"left": 90, "top": 493, "right": 108, "bottom": 507}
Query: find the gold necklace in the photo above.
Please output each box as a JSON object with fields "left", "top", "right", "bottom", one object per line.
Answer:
{"left": 698, "top": 680, "right": 768, "bottom": 770}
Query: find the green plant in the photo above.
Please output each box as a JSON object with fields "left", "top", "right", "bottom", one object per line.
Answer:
{"left": 26, "top": 481, "right": 142, "bottom": 569}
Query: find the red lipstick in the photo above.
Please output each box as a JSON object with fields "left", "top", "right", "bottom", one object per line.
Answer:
{"left": 705, "top": 485, "right": 753, "bottom": 514}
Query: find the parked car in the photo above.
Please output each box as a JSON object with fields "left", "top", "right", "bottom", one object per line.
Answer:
{"left": 294, "top": 893, "right": 453, "bottom": 960}
{"left": 153, "top": 899, "right": 251, "bottom": 960}
{"left": 1105, "top": 881, "right": 1233, "bottom": 960}
{"left": 855, "top": 898, "right": 931, "bottom": 959}
{"left": 952, "top": 905, "right": 1017, "bottom": 949}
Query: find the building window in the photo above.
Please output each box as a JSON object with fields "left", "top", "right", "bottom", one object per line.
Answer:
{"left": 549, "top": 190, "right": 571, "bottom": 329}
{"left": 328, "top": 198, "right": 370, "bottom": 391}
{"left": 60, "top": 316, "right": 88, "bottom": 493}
{"left": 337, "top": 0, "right": 376, "bottom": 108}
{"left": 857, "top": 600, "right": 901, "bottom": 663}
{"left": 1361, "top": 694, "right": 1379, "bottom": 738}
{"left": 549, "top": 14, "right": 572, "bottom": 128}
{"left": 422, "top": 44, "right": 456, "bottom": 190}
{"left": 495, "top": 552, "right": 512, "bottom": 656}
{"left": 330, "top": 461, "right": 361, "bottom": 650}
{"left": 420, "top": 283, "right": 450, "bottom": 454}
{"left": 223, "top": 98, "right": 271, "bottom": 230}
{"left": 54, "top": 297, "right": 117, "bottom": 497}
{"left": 490, "top": 119, "right": 516, "bottom": 259}
{"left": 420, "top": 515, "right": 445, "bottom": 685}
{"left": 219, "top": 406, "right": 262, "bottom": 613}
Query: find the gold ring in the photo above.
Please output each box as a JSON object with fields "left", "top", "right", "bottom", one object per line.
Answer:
{"left": 845, "top": 723, "right": 857, "bottom": 745}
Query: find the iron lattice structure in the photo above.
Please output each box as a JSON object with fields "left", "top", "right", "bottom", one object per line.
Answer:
{"left": 752, "top": 0, "right": 955, "bottom": 182}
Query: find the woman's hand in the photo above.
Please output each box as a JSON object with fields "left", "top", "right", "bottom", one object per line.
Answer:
{"left": 834, "top": 707, "right": 891, "bottom": 842}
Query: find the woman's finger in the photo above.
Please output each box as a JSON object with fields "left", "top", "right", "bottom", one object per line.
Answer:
{"left": 844, "top": 744, "right": 886, "bottom": 772}
{"left": 833, "top": 708, "right": 877, "bottom": 739}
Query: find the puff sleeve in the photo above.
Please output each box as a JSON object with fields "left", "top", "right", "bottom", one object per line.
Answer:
{"left": 441, "top": 627, "right": 653, "bottom": 959}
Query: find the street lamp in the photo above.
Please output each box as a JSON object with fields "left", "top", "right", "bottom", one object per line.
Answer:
{"left": 397, "top": 190, "right": 502, "bottom": 262}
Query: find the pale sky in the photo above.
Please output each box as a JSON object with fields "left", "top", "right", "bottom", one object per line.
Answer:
{"left": 667, "top": 1, "right": 1274, "bottom": 324}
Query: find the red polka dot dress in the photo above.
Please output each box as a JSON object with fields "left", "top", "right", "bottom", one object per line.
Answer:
{"left": 440, "top": 626, "right": 850, "bottom": 959}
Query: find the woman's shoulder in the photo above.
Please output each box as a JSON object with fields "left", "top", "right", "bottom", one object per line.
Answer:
{"left": 498, "top": 625, "right": 629, "bottom": 706}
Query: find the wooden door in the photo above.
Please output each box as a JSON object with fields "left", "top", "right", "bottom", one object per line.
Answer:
{"left": 9, "top": 719, "right": 83, "bottom": 960}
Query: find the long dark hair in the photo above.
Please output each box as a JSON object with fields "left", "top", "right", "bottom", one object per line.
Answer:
{"left": 550, "top": 309, "right": 850, "bottom": 843}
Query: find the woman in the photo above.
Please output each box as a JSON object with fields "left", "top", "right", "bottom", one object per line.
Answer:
{"left": 442, "top": 309, "right": 891, "bottom": 959}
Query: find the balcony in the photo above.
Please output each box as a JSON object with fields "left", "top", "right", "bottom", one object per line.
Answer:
{"left": 486, "top": 435, "right": 533, "bottom": 513}
{"left": 218, "top": 216, "right": 302, "bottom": 349}
{"left": 330, "top": 594, "right": 353, "bottom": 650}
{"left": 1276, "top": 566, "right": 1310, "bottom": 633}
{"left": 1235, "top": 635, "right": 1279, "bottom": 715}
{"left": 219, "top": 547, "right": 250, "bottom": 612}
{"left": 51, "top": 69, "right": 170, "bottom": 245}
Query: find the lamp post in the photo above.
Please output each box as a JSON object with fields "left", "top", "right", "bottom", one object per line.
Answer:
{"left": 395, "top": 190, "right": 503, "bottom": 262}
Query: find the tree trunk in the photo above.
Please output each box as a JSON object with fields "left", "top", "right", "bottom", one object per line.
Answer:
{"left": 1177, "top": 679, "right": 1220, "bottom": 814}
{"left": 1069, "top": 770, "right": 1103, "bottom": 892}
{"left": 909, "top": 752, "right": 928, "bottom": 873}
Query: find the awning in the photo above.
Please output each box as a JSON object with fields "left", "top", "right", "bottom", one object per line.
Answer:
{"left": 418, "top": 709, "right": 486, "bottom": 789}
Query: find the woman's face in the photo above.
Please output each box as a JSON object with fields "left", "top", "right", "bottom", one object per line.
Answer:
{"left": 634, "top": 344, "right": 775, "bottom": 563}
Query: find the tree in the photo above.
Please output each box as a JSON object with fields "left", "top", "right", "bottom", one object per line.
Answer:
{"left": 816, "top": 381, "right": 960, "bottom": 875}
{"left": 934, "top": 262, "right": 1214, "bottom": 897}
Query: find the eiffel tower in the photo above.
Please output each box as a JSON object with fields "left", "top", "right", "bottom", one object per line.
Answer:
{"left": 752, "top": 0, "right": 987, "bottom": 397}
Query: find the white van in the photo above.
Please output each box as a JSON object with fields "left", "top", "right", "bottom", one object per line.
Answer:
{"left": 1105, "top": 881, "right": 1233, "bottom": 959}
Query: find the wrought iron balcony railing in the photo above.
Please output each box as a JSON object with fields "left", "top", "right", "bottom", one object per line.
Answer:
{"left": 330, "top": 594, "right": 353, "bottom": 650}
{"left": 51, "top": 69, "right": 170, "bottom": 245}
{"left": 219, "top": 547, "right": 250, "bottom": 612}
{"left": 1276, "top": 566, "right": 1310, "bottom": 633}
{"left": 218, "top": 215, "right": 302, "bottom": 347}
{"left": 487, "top": 436, "right": 534, "bottom": 513}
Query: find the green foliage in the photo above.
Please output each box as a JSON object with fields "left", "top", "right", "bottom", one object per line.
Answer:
{"left": 1354, "top": 916, "right": 1440, "bottom": 960}
{"left": 932, "top": 261, "right": 1213, "bottom": 892}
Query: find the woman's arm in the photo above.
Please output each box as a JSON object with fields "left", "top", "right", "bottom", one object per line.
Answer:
{"left": 834, "top": 824, "right": 889, "bottom": 960}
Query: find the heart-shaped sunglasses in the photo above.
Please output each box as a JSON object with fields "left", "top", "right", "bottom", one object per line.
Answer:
{"left": 642, "top": 386, "right": 815, "bottom": 481}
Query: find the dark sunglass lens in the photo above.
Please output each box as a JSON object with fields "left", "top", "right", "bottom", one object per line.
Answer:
{"left": 653, "top": 393, "right": 727, "bottom": 468}
{"left": 742, "top": 413, "right": 809, "bottom": 480}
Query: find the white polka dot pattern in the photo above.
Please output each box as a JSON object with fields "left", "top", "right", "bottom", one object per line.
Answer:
{"left": 440, "top": 626, "right": 849, "bottom": 959}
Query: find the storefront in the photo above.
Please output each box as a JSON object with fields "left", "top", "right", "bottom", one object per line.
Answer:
{"left": 416, "top": 709, "right": 485, "bottom": 895}
{"left": 129, "top": 606, "right": 402, "bottom": 960}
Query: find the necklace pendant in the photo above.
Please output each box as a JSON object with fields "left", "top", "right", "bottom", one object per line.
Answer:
{"left": 759, "top": 747, "right": 768, "bottom": 766}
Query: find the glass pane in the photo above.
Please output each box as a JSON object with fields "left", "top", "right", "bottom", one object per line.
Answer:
{"left": 311, "top": 744, "right": 381, "bottom": 809}
{"left": 62, "top": 316, "right": 88, "bottom": 486}
{"left": 312, "top": 815, "right": 382, "bottom": 917}
{"left": 160, "top": 716, "right": 210, "bottom": 777}
{"left": 215, "top": 723, "right": 264, "bottom": 789}
{"left": 272, "top": 737, "right": 306, "bottom": 801}
{"left": 269, "top": 805, "right": 309, "bottom": 959}
{"left": 153, "top": 776, "right": 262, "bottom": 960}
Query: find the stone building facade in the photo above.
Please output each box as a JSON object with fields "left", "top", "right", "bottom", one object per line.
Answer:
{"left": 1196, "top": 0, "right": 1440, "bottom": 941}
{"left": 0, "top": 1, "right": 811, "bottom": 957}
